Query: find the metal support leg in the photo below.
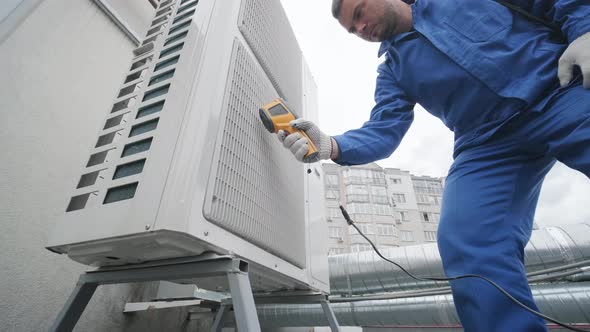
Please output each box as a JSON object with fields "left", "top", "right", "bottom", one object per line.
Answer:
{"left": 228, "top": 271, "right": 261, "bottom": 332}
{"left": 48, "top": 280, "right": 98, "bottom": 332}
{"left": 320, "top": 300, "right": 341, "bottom": 332}
{"left": 48, "top": 255, "right": 246, "bottom": 332}
{"left": 210, "top": 303, "right": 231, "bottom": 332}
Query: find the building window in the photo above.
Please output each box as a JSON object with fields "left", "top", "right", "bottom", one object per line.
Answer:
{"left": 377, "top": 224, "right": 395, "bottom": 236}
{"left": 372, "top": 195, "right": 389, "bottom": 204}
{"left": 399, "top": 211, "right": 409, "bottom": 222}
{"left": 343, "top": 168, "right": 386, "bottom": 186}
{"left": 370, "top": 171, "right": 386, "bottom": 185}
{"left": 326, "top": 174, "right": 339, "bottom": 187}
{"left": 353, "top": 223, "right": 374, "bottom": 235}
{"left": 350, "top": 224, "right": 375, "bottom": 239}
{"left": 348, "top": 194, "right": 370, "bottom": 202}
{"left": 392, "top": 193, "right": 406, "bottom": 204}
{"left": 390, "top": 178, "right": 402, "bottom": 184}
{"left": 327, "top": 207, "right": 341, "bottom": 219}
{"left": 348, "top": 202, "right": 372, "bottom": 214}
{"left": 347, "top": 185, "right": 368, "bottom": 194}
{"left": 420, "top": 212, "right": 440, "bottom": 223}
{"left": 400, "top": 231, "right": 414, "bottom": 242}
{"left": 428, "top": 181, "right": 443, "bottom": 194}
{"left": 325, "top": 189, "right": 339, "bottom": 200}
{"left": 417, "top": 194, "right": 434, "bottom": 204}
{"left": 351, "top": 243, "right": 373, "bottom": 253}
{"left": 343, "top": 168, "right": 369, "bottom": 185}
{"left": 329, "top": 226, "right": 343, "bottom": 239}
{"left": 432, "top": 195, "right": 441, "bottom": 205}
{"left": 372, "top": 204, "right": 392, "bottom": 216}
{"left": 370, "top": 186, "right": 389, "bottom": 204}
{"left": 371, "top": 186, "right": 387, "bottom": 196}
{"left": 346, "top": 185, "right": 369, "bottom": 202}
{"left": 413, "top": 180, "right": 427, "bottom": 193}
{"left": 329, "top": 248, "right": 347, "bottom": 255}
{"left": 350, "top": 213, "right": 371, "bottom": 222}
{"left": 413, "top": 179, "right": 443, "bottom": 195}
{"left": 425, "top": 231, "right": 437, "bottom": 242}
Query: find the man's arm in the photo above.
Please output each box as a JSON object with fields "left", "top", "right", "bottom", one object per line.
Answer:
{"left": 332, "top": 60, "right": 415, "bottom": 166}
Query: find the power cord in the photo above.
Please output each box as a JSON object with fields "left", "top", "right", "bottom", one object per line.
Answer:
{"left": 339, "top": 205, "right": 590, "bottom": 332}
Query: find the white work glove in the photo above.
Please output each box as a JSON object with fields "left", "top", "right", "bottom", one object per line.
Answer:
{"left": 278, "top": 118, "right": 333, "bottom": 163}
{"left": 558, "top": 32, "right": 590, "bottom": 88}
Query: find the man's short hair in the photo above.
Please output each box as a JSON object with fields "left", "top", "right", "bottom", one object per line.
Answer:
{"left": 332, "top": 0, "right": 343, "bottom": 19}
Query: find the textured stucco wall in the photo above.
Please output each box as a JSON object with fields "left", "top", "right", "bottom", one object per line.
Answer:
{"left": 0, "top": 1, "right": 213, "bottom": 331}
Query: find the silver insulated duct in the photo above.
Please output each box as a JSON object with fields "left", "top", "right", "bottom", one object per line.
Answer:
{"left": 257, "top": 282, "right": 590, "bottom": 328}
{"left": 329, "top": 223, "right": 590, "bottom": 295}
{"left": 255, "top": 224, "right": 590, "bottom": 328}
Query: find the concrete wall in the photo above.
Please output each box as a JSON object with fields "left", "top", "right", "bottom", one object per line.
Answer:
{"left": 0, "top": 1, "right": 214, "bottom": 331}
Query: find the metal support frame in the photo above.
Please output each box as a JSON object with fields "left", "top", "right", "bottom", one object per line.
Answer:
{"left": 228, "top": 271, "right": 261, "bottom": 331}
{"left": 209, "top": 293, "right": 342, "bottom": 332}
{"left": 48, "top": 255, "right": 261, "bottom": 332}
{"left": 210, "top": 303, "right": 231, "bottom": 332}
{"left": 320, "top": 300, "right": 341, "bottom": 332}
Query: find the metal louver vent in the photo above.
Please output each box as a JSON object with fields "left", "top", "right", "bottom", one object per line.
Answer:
{"left": 65, "top": 0, "right": 198, "bottom": 212}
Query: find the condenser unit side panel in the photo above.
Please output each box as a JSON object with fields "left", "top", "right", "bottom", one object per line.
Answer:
{"left": 302, "top": 59, "right": 330, "bottom": 289}
{"left": 149, "top": 0, "right": 218, "bottom": 233}
{"left": 238, "top": 0, "right": 303, "bottom": 115}
{"left": 202, "top": 38, "right": 307, "bottom": 268}
{"left": 132, "top": 2, "right": 213, "bottom": 234}
{"left": 47, "top": 0, "right": 212, "bottom": 250}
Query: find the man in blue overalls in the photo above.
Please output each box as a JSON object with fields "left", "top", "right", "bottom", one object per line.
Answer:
{"left": 279, "top": 0, "right": 590, "bottom": 330}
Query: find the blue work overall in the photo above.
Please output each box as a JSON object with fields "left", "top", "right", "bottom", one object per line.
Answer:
{"left": 332, "top": 0, "right": 590, "bottom": 330}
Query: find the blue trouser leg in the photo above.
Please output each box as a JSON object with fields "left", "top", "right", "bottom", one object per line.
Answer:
{"left": 438, "top": 84, "right": 590, "bottom": 332}
{"left": 439, "top": 138, "right": 554, "bottom": 332}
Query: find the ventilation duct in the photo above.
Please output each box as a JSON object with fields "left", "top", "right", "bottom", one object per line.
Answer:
{"left": 329, "top": 224, "right": 590, "bottom": 295}
{"left": 257, "top": 282, "right": 590, "bottom": 328}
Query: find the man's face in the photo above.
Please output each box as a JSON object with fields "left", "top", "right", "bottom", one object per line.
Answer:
{"left": 337, "top": 0, "right": 399, "bottom": 42}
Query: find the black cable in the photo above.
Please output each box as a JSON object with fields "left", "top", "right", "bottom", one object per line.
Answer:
{"left": 339, "top": 205, "right": 590, "bottom": 332}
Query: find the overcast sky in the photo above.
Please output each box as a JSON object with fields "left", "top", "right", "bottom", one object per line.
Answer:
{"left": 280, "top": 1, "right": 590, "bottom": 228}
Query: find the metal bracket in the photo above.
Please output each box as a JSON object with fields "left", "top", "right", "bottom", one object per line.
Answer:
{"left": 123, "top": 300, "right": 203, "bottom": 313}
{"left": 48, "top": 256, "right": 261, "bottom": 332}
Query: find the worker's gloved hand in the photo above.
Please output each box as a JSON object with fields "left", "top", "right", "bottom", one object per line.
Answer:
{"left": 278, "top": 119, "right": 334, "bottom": 163}
{"left": 558, "top": 32, "right": 590, "bottom": 89}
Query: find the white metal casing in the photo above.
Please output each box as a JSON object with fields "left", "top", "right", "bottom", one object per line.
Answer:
{"left": 47, "top": 0, "right": 329, "bottom": 293}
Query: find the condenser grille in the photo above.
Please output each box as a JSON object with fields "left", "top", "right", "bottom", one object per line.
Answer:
{"left": 238, "top": 0, "right": 303, "bottom": 114}
{"left": 205, "top": 40, "right": 306, "bottom": 268}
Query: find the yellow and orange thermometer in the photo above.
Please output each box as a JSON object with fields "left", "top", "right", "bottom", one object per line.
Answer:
{"left": 259, "top": 98, "right": 319, "bottom": 160}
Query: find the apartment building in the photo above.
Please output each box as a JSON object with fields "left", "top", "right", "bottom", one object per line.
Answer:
{"left": 323, "top": 163, "right": 445, "bottom": 255}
